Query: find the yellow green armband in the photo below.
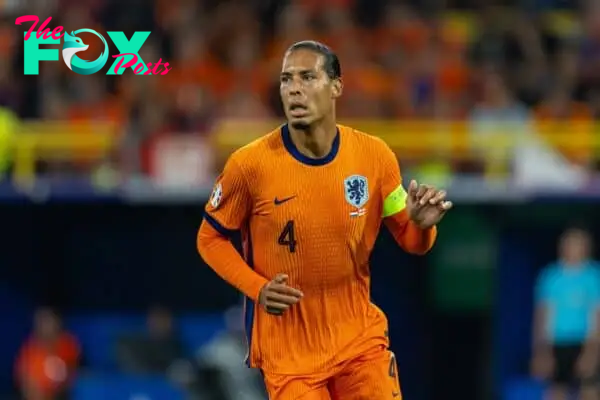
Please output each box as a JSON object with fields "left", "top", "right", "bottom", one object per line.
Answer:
{"left": 382, "top": 185, "right": 407, "bottom": 217}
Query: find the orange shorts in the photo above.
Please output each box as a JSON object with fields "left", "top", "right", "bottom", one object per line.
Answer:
{"left": 262, "top": 346, "right": 402, "bottom": 400}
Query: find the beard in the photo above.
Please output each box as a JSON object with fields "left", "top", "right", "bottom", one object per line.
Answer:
{"left": 291, "top": 121, "right": 310, "bottom": 130}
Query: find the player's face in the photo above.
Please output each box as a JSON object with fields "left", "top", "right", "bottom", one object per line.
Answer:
{"left": 280, "top": 49, "right": 339, "bottom": 129}
{"left": 34, "top": 309, "right": 61, "bottom": 340}
{"left": 559, "top": 229, "right": 590, "bottom": 265}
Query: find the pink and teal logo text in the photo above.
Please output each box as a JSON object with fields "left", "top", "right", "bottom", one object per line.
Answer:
{"left": 16, "top": 15, "right": 172, "bottom": 75}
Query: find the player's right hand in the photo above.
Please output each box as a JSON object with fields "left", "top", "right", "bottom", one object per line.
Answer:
{"left": 530, "top": 349, "right": 554, "bottom": 379}
{"left": 259, "top": 274, "right": 303, "bottom": 315}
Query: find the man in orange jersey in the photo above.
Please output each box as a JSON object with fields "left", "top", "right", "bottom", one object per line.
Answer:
{"left": 197, "top": 40, "right": 452, "bottom": 400}
{"left": 15, "top": 308, "right": 80, "bottom": 400}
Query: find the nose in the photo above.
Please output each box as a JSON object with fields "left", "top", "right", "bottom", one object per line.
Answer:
{"left": 287, "top": 77, "right": 302, "bottom": 96}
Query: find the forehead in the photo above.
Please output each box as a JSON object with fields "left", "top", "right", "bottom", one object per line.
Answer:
{"left": 562, "top": 230, "right": 589, "bottom": 243}
{"left": 35, "top": 309, "right": 57, "bottom": 321}
{"left": 281, "top": 49, "right": 325, "bottom": 74}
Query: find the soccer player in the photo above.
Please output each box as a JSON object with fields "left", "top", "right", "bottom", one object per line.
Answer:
{"left": 531, "top": 227, "right": 600, "bottom": 400}
{"left": 197, "top": 40, "right": 452, "bottom": 400}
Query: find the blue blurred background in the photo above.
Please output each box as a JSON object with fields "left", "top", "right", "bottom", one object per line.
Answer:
{"left": 1, "top": 0, "right": 599, "bottom": 399}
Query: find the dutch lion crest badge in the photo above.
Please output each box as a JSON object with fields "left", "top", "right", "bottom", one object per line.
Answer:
{"left": 344, "top": 175, "right": 369, "bottom": 208}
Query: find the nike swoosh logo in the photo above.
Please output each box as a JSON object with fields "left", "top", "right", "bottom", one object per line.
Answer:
{"left": 274, "top": 196, "right": 296, "bottom": 205}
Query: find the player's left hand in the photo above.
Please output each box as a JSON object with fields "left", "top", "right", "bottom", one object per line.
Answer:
{"left": 406, "top": 180, "right": 452, "bottom": 229}
{"left": 576, "top": 349, "right": 598, "bottom": 378}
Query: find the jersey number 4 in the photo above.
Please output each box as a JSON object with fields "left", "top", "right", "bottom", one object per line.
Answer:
{"left": 278, "top": 220, "right": 297, "bottom": 253}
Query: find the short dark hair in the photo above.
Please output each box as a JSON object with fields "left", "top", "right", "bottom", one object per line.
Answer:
{"left": 563, "top": 222, "right": 591, "bottom": 235}
{"left": 286, "top": 40, "right": 342, "bottom": 80}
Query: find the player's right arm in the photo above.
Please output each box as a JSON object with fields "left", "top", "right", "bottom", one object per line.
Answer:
{"left": 197, "top": 156, "right": 303, "bottom": 312}
{"left": 197, "top": 156, "right": 269, "bottom": 302}
{"left": 532, "top": 268, "right": 551, "bottom": 350}
{"left": 530, "top": 267, "right": 554, "bottom": 378}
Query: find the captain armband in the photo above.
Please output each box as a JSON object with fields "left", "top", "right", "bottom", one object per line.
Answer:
{"left": 382, "top": 185, "right": 407, "bottom": 217}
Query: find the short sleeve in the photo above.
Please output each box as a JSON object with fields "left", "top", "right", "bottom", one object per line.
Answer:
{"left": 534, "top": 268, "right": 553, "bottom": 304}
{"left": 204, "top": 156, "right": 252, "bottom": 232}
{"left": 379, "top": 141, "right": 407, "bottom": 218}
{"left": 589, "top": 268, "right": 600, "bottom": 304}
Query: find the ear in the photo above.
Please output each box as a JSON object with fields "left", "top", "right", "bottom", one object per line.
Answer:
{"left": 331, "top": 78, "right": 343, "bottom": 99}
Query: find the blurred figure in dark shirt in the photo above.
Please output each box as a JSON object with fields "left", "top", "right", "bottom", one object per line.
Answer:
{"left": 115, "top": 306, "right": 185, "bottom": 374}
{"left": 197, "top": 306, "right": 267, "bottom": 400}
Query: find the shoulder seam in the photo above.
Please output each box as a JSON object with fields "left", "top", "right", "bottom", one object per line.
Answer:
{"left": 229, "top": 155, "right": 254, "bottom": 200}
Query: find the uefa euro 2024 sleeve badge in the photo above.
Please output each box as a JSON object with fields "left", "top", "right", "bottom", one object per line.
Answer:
{"left": 210, "top": 182, "right": 223, "bottom": 209}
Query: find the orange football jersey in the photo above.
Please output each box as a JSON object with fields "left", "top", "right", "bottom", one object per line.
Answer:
{"left": 203, "top": 124, "right": 408, "bottom": 374}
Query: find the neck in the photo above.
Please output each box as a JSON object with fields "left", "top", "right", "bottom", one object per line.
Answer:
{"left": 36, "top": 334, "right": 58, "bottom": 345}
{"left": 488, "top": 95, "right": 510, "bottom": 109}
{"left": 561, "top": 258, "right": 585, "bottom": 267}
{"left": 289, "top": 118, "right": 337, "bottom": 159}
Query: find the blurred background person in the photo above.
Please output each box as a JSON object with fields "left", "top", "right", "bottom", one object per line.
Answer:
{"left": 15, "top": 308, "right": 80, "bottom": 400}
{"left": 115, "top": 305, "right": 185, "bottom": 375}
{"left": 196, "top": 306, "right": 267, "bottom": 400}
{"left": 531, "top": 227, "right": 600, "bottom": 400}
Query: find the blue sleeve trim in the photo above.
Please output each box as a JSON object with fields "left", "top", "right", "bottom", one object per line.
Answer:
{"left": 203, "top": 212, "right": 236, "bottom": 237}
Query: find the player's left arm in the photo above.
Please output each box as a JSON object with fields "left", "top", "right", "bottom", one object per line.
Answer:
{"left": 578, "top": 269, "right": 600, "bottom": 375}
{"left": 586, "top": 270, "right": 600, "bottom": 344}
{"left": 379, "top": 142, "right": 451, "bottom": 255}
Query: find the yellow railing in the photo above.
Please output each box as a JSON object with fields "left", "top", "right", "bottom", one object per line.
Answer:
{"left": 212, "top": 119, "right": 599, "bottom": 155}
{"left": 12, "top": 121, "right": 116, "bottom": 183}
{"left": 8, "top": 118, "right": 599, "bottom": 183}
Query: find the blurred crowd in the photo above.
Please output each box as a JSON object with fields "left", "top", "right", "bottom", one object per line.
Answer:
{"left": 0, "top": 0, "right": 599, "bottom": 179}
{"left": 14, "top": 226, "right": 600, "bottom": 400}
{"left": 15, "top": 306, "right": 267, "bottom": 400}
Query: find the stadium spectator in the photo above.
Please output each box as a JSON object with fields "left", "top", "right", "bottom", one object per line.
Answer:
{"left": 14, "top": 308, "right": 80, "bottom": 400}
{"left": 531, "top": 227, "right": 600, "bottom": 400}
{"left": 468, "top": 68, "right": 532, "bottom": 177}
{"left": 115, "top": 305, "right": 185, "bottom": 375}
{"left": 196, "top": 306, "right": 266, "bottom": 400}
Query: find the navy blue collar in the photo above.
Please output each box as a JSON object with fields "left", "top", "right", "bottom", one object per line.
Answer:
{"left": 281, "top": 124, "right": 340, "bottom": 166}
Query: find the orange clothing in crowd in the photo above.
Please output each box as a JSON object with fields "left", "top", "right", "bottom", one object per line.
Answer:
{"left": 15, "top": 333, "right": 80, "bottom": 398}
{"left": 534, "top": 101, "right": 593, "bottom": 164}
{"left": 157, "top": 58, "right": 230, "bottom": 99}
{"left": 67, "top": 97, "right": 124, "bottom": 126}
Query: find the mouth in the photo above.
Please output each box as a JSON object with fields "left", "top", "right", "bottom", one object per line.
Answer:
{"left": 289, "top": 103, "right": 308, "bottom": 118}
